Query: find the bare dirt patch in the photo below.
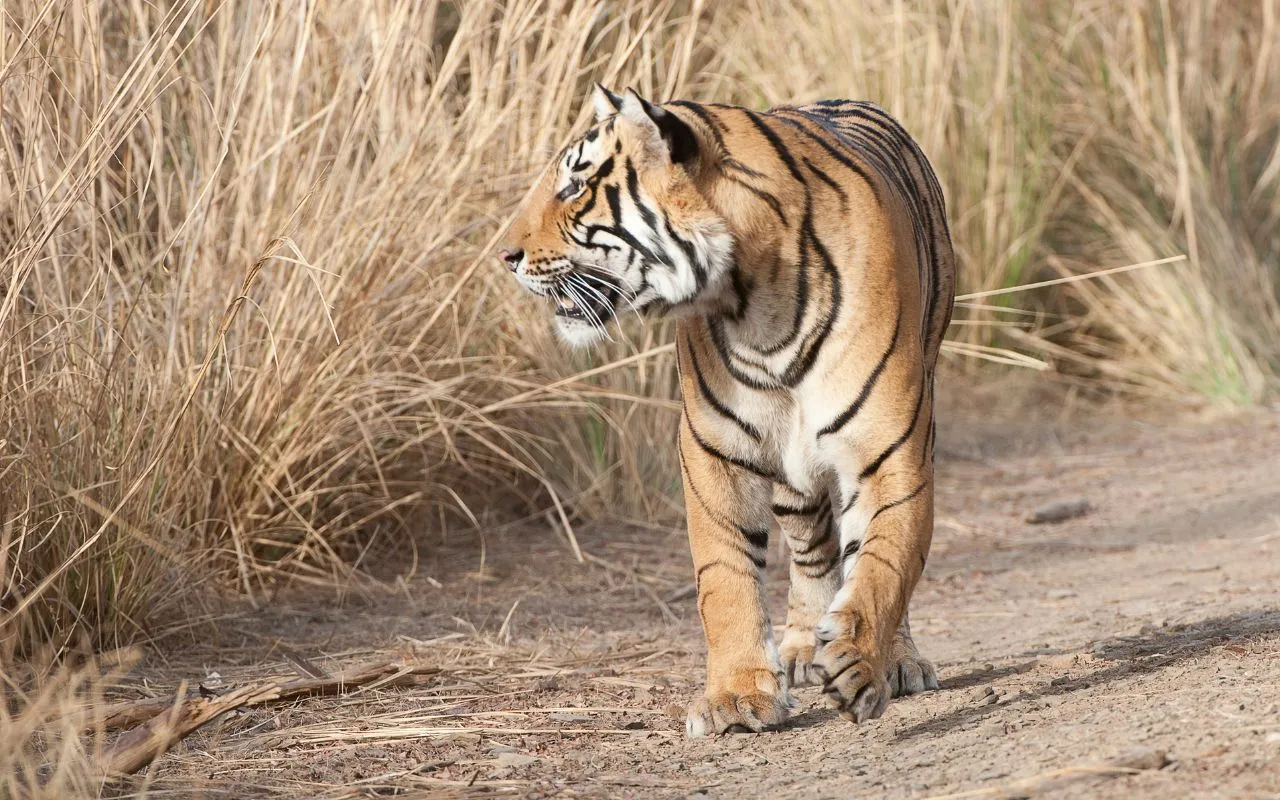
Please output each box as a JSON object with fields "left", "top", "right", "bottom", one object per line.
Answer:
{"left": 108, "top": 410, "right": 1280, "bottom": 798}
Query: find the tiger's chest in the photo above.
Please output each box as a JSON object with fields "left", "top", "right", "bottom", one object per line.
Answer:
{"left": 689, "top": 372, "right": 843, "bottom": 499}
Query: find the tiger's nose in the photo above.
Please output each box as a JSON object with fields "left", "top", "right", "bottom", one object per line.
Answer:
{"left": 498, "top": 248, "right": 524, "bottom": 272}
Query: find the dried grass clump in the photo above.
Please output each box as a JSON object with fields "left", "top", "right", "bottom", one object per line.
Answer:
{"left": 0, "top": 0, "right": 707, "bottom": 659}
{"left": 1, "top": 0, "right": 1277, "bottom": 675}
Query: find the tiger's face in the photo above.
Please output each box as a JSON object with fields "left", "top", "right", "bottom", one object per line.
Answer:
{"left": 499, "top": 86, "right": 734, "bottom": 347}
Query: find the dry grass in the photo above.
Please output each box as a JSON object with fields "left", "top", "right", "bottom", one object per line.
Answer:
{"left": 1, "top": 1, "right": 1278, "bottom": 792}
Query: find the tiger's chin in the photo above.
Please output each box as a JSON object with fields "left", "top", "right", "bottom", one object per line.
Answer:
{"left": 554, "top": 316, "right": 611, "bottom": 348}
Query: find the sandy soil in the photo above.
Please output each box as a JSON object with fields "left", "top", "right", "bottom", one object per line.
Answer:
{"left": 119, "top": 407, "right": 1280, "bottom": 799}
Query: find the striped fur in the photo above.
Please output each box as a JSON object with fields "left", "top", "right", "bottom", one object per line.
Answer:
{"left": 501, "top": 86, "right": 956, "bottom": 737}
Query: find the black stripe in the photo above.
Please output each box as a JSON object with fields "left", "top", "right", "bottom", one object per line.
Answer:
{"left": 840, "top": 489, "right": 859, "bottom": 515}
{"left": 859, "top": 386, "right": 927, "bottom": 481}
{"left": 797, "top": 557, "right": 839, "bottom": 579}
{"left": 668, "top": 101, "right": 727, "bottom": 150}
{"left": 663, "top": 213, "right": 705, "bottom": 287}
{"left": 696, "top": 560, "right": 755, "bottom": 583}
{"left": 775, "top": 113, "right": 879, "bottom": 202}
{"left": 728, "top": 267, "right": 752, "bottom": 320}
{"left": 743, "top": 109, "right": 806, "bottom": 182}
{"left": 625, "top": 159, "right": 659, "bottom": 231}
{"left": 679, "top": 448, "right": 769, "bottom": 572}
{"left": 602, "top": 184, "right": 663, "bottom": 267}
{"left": 708, "top": 318, "right": 781, "bottom": 390}
{"left": 789, "top": 522, "right": 833, "bottom": 557}
{"left": 773, "top": 500, "right": 822, "bottom": 517}
{"left": 821, "top": 656, "right": 865, "bottom": 690}
{"left": 817, "top": 314, "right": 901, "bottom": 437}
{"left": 685, "top": 413, "right": 779, "bottom": 482}
{"left": 801, "top": 155, "right": 847, "bottom": 204}
{"left": 841, "top": 539, "right": 861, "bottom": 562}
{"left": 723, "top": 174, "right": 788, "bottom": 225}
{"left": 686, "top": 335, "right": 762, "bottom": 441}
{"left": 743, "top": 527, "right": 770, "bottom": 551}
{"left": 792, "top": 552, "right": 834, "bottom": 568}
{"left": 867, "top": 480, "right": 927, "bottom": 526}
{"left": 754, "top": 222, "right": 809, "bottom": 356}
{"left": 591, "top": 155, "right": 615, "bottom": 181}
{"left": 858, "top": 549, "right": 905, "bottom": 581}
{"left": 778, "top": 217, "right": 842, "bottom": 386}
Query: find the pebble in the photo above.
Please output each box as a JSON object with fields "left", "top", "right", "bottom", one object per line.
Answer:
{"left": 1025, "top": 498, "right": 1090, "bottom": 524}
{"left": 495, "top": 752, "right": 539, "bottom": 768}
{"left": 970, "top": 686, "right": 1000, "bottom": 705}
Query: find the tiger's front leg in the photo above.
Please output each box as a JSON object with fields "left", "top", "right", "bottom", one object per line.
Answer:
{"left": 679, "top": 415, "right": 788, "bottom": 738}
{"left": 812, "top": 466, "right": 935, "bottom": 722}
{"left": 812, "top": 376, "right": 939, "bottom": 721}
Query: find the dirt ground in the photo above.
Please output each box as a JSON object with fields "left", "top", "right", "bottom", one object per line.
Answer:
{"left": 115, "top": 405, "right": 1280, "bottom": 799}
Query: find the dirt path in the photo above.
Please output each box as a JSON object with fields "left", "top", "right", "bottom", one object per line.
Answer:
{"left": 131, "top": 410, "right": 1280, "bottom": 798}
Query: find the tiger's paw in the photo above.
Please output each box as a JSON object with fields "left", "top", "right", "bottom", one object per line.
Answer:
{"left": 812, "top": 635, "right": 890, "bottom": 723}
{"left": 887, "top": 628, "right": 939, "bottom": 698}
{"left": 685, "top": 688, "right": 788, "bottom": 738}
{"left": 812, "top": 612, "right": 891, "bottom": 723}
{"left": 779, "top": 629, "right": 822, "bottom": 688}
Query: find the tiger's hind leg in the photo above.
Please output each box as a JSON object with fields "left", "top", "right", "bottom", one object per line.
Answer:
{"left": 888, "top": 611, "right": 939, "bottom": 697}
{"left": 774, "top": 486, "right": 841, "bottom": 688}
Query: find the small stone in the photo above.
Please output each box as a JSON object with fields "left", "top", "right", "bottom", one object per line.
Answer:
{"left": 495, "top": 752, "right": 539, "bottom": 768}
{"left": 1025, "top": 499, "right": 1090, "bottom": 524}
{"left": 1046, "top": 589, "right": 1077, "bottom": 600}
{"left": 970, "top": 686, "right": 997, "bottom": 704}
{"left": 439, "top": 733, "right": 481, "bottom": 745}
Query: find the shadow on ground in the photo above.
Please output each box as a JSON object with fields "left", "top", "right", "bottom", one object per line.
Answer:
{"left": 896, "top": 609, "right": 1280, "bottom": 740}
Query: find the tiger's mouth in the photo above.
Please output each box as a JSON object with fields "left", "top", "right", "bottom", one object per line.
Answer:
{"left": 552, "top": 275, "right": 620, "bottom": 324}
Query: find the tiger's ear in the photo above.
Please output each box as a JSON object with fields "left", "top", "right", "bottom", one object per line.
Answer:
{"left": 591, "top": 83, "right": 624, "bottom": 121}
{"left": 619, "top": 87, "right": 699, "bottom": 165}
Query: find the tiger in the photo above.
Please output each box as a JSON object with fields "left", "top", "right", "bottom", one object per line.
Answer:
{"left": 499, "top": 85, "right": 956, "bottom": 737}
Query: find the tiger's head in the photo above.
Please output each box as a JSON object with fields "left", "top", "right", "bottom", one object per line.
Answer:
{"left": 499, "top": 85, "right": 734, "bottom": 347}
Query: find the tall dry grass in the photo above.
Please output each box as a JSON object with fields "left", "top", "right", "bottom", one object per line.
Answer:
{"left": 1, "top": 7, "right": 1278, "bottom": 776}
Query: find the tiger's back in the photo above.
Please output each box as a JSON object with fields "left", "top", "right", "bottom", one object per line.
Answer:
{"left": 500, "top": 87, "right": 956, "bottom": 737}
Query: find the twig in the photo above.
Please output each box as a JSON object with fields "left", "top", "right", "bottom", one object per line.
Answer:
{"left": 97, "top": 659, "right": 440, "bottom": 775}
{"left": 955, "top": 255, "right": 1186, "bottom": 301}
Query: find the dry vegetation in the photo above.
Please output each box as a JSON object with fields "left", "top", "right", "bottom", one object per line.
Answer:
{"left": 2, "top": 0, "right": 1278, "bottom": 795}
